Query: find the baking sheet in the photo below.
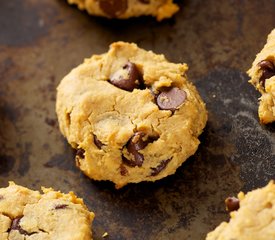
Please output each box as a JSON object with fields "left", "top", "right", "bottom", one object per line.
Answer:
{"left": 0, "top": 0, "right": 274, "bottom": 239}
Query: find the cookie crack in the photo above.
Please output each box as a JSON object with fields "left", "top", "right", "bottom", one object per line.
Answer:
{"left": 1, "top": 212, "right": 12, "bottom": 219}
{"left": 38, "top": 228, "right": 49, "bottom": 235}
{"left": 7, "top": 220, "right": 50, "bottom": 237}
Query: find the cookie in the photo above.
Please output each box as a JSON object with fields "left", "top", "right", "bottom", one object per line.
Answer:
{"left": 247, "top": 28, "right": 275, "bottom": 124}
{"left": 206, "top": 181, "right": 275, "bottom": 240}
{"left": 56, "top": 41, "right": 207, "bottom": 188}
{"left": 0, "top": 182, "right": 94, "bottom": 240}
{"left": 67, "top": 0, "right": 179, "bottom": 21}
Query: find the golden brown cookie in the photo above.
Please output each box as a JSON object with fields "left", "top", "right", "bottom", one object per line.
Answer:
{"left": 56, "top": 41, "right": 207, "bottom": 188}
{"left": 67, "top": 0, "right": 179, "bottom": 21}
{"left": 206, "top": 181, "right": 275, "bottom": 240}
{"left": 247, "top": 28, "right": 275, "bottom": 124}
{"left": 0, "top": 182, "right": 94, "bottom": 240}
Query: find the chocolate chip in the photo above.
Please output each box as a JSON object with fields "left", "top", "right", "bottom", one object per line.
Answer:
{"left": 94, "top": 135, "right": 104, "bottom": 149}
{"left": 0, "top": 195, "right": 3, "bottom": 200}
{"left": 138, "top": 0, "right": 150, "bottom": 3}
{"left": 99, "top": 0, "right": 128, "bottom": 17}
{"left": 257, "top": 60, "right": 275, "bottom": 88}
{"left": 122, "top": 132, "right": 157, "bottom": 167}
{"left": 110, "top": 62, "right": 143, "bottom": 91}
{"left": 260, "top": 70, "right": 275, "bottom": 88}
{"left": 11, "top": 217, "right": 29, "bottom": 235}
{"left": 120, "top": 164, "right": 128, "bottom": 176}
{"left": 225, "top": 197, "right": 240, "bottom": 212}
{"left": 122, "top": 155, "right": 141, "bottom": 167}
{"left": 150, "top": 159, "right": 171, "bottom": 176}
{"left": 54, "top": 204, "right": 68, "bottom": 210}
{"left": 76, "top": 148, "right": 85, "bottom": 159}
{"left": 156, "top": 87, "right": 187, "bottom": 111}
{"left": 258, "top": 60, "right": 275, "bottom": 71}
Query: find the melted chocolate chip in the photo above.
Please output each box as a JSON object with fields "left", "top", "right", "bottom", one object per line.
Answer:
{"left": 94, "top": 135, "right": 104, "bottom": 149}
{"left": 0, "top": 195, "right": 3, "bottom": 200}
{"left": 76, "top": 148, "right": 85, "bottom": 159}
{"left": 150, "top": 159, "right": 171, "bottom": 176}
{"left": 258, "top": 60, "right": 275, "bottom": 71}
{"left": 11, "top": 217, "right": 29, "bottom": 235}
{"left": 99, "top": 0, "right": 128, "bottom": 17}
{"left": 122, "top": 155, "right": 142, "bottom": 167}
{"left": 225, "top": 197, "right": 240, "bottom": 212}
{"left": 257, "top": 60, "right": 275, "bottom": 88}
{"left": 120, "top": 164, "right": 128, "bottom": 176}
{"left": 122, "top": 132, "right": 157, "bottom": 167}
{"left": 156, "top": 87, "right": 187, "bottom": 111}
{"left": 54, "top": 204, "right": 68, "bottom": 210}
{"left": 124, "top": 132, "right": 145, "bottom": 167}
{"left": 138, "top": 0, "right": 150, "bottom": 3}
{"left": 110, "top": 62, "right": 143, "bottom": 91}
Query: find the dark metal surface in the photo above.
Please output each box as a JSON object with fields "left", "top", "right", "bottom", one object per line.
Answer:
{"left": 0, "top": 0, "right": 275, "bottom": 239}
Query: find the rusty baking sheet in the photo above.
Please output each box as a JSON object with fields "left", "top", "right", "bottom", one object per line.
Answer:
{"left": 0, "top": 0, "right": 275, "bottom": 239}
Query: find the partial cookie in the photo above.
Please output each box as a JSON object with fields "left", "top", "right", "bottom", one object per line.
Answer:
{"left": 206, "top": 181, "right": 275, "bottom": 240}
{"left": 0, "top": 182, "right": 94, "bottom": 240}
{"left": 247, "top": 28, "right": 275, "bottom": 124}
{"left": 67, "top": 0, "right": 179, "bottom": 21}
{"left": 56, "top": 41, "right": 207, "bottom": 188}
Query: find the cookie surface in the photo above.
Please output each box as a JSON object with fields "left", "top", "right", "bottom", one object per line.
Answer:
{"left": 0, "top": 182, "right": 94, "bottom": 240}
{"left": 247, "top": 28, "right": 275, "bottom": 124}
{"left": 206, "top": 181, "right": 275, "bottom": 240}
{"left": 56, "top": 41, "right": 207, "bottom": 188}
{"left": 67, "top": 0, "right": 179, "bottom": 21}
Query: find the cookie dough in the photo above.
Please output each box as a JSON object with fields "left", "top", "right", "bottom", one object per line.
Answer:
{"left": 0, "top": 182, "right": 94, "bottom": 240}
{"left": 67, "top": 0, "right": 179, "bottom": 21}
{"left": 206, "top": 181, "right": 275, "bottom": 240}
{"left": 56, "top": 41, "right": 207, "bottom": 188}
{"left": 247, "top": 28, "right": 275, "bottom": 124}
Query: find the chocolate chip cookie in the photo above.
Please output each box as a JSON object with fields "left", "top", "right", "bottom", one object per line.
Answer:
{"left": 247, "top": 28, "right": 275, "bottom": 124}
{"left": 56, "top": 41, "right": 207, "bottom": 188}
{"left": 67, "top": 0, "right": 179, "bottom": 21}
{"left": 0, "top": 182, "right": 94, "bottom": 240}
{"left": 206, "top": 181, "right": 275, "bottom": 240}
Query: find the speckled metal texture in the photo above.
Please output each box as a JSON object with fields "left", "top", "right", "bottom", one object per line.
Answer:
{"left": 0, "top": 0, "right": 274, "bottom": 239}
